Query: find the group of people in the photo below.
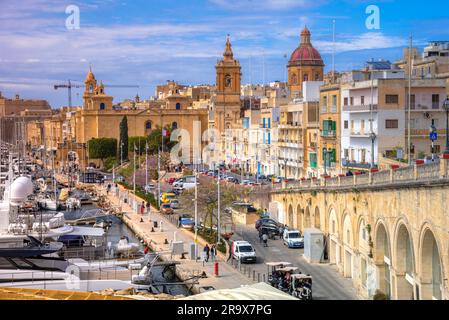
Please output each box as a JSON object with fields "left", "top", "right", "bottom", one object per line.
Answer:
{"left": 202, "top": 243, "right": 217, "bottom": 263}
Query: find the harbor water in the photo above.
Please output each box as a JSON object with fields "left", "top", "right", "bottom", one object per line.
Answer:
{"left": 62, "top": 205, "right": 191, "bottom": 296}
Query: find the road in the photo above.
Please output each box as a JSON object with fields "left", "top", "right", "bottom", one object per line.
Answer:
{"left": 232, "top": 224, "right": 359, "bottom": 300}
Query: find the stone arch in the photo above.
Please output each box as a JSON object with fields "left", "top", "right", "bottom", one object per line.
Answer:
{"left": 419, "top": 225, "right": 443, "bottom": 300}
{"left": 287, "top": 204, "right": 294, "bottom": 228}
{"left": 374, "top": 221, "right": 392, "bottom": 299}
{"left": 314, "top": 206, "right": 321, "bottom": 229}
{"left": 296, "top": 204, "right": 302, "bottom": 231}
{"left": 393, "top": 220, "right": 416, "bottom": 300}
{"left": 357, "top": 216, "right": 370, "bottom": 289}
{"left": 328, "top": 207, "right": 340, "bottom": 265}
{"left": 342, "top": 213, "right": 354, "bottom": 278}
{"left": 303, "top": 206, "right": 311, "bottom": 231}
{"left": 269, "top": 201, "right": 282, "bottom": 223}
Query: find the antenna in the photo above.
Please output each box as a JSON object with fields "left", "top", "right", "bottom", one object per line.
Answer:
{"left": 332, "top": 19, "right": 336, "bottom": 83}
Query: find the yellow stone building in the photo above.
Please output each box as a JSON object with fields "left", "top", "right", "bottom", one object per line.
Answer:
{"left": 319, "top": 81, "right": 341, "bottom": 176}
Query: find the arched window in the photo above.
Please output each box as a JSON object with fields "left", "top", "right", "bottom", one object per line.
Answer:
{"left": 303, "top": 73, "right": 309, "bottom": 82}
{"left": 145, "top": 121, "right": 152, "bottom": 130}
{"left": 175, "top": 103, "right": 181, "bottom": 110}
{"left": 100, "top": 103, "right": 105, "bottom": 110}
{"left": 172, "top": 122, "right": 178, "bottom": 129}
{"left": 315, "top": 73, "right": 320, "bottom": 81}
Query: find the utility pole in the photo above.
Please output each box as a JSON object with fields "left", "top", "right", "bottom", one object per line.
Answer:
{"left": 408, "top": 34, "right": 413, "bottom": 165}
{"left": 194, "top": 169, "right": 198, "bottom": 258}
{"left": 145, "top": 141, "right": 148, "bottom": 189}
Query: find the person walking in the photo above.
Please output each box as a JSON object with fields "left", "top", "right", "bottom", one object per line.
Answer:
{"left": 210, "top": 244, "right": 217, "bottom": 262}
{"left": 262, "top": 233, "right": 268, "bottom": 247}
{"left": 203, "top": 244, "right": 210, "bottom": 262}
{"left": 177, "top": 215, "right": 182, "bottom": 228}
{"left": 140, "top": 201, "right": 145, "bottom": 216}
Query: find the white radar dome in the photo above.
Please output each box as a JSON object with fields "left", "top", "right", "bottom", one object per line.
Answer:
{"left": 10, "top": 176, "right": 34, "bottom": 204}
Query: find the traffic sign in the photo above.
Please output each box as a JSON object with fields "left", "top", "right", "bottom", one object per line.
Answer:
{"left": 430, "top": 131, "right": 438, "bottom": 141}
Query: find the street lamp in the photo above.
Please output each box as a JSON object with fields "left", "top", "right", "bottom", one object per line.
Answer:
{"left": 443, "top": 97, "right": 449, "bottom": 155}
{"left": 323, "top": 147, "right": 328, "bottom": 176}
{"left": 429, "top": 124, "right": 437, "bottom": 161}
{"left": 369, "top": 131, "right": 377, "bottom": 168}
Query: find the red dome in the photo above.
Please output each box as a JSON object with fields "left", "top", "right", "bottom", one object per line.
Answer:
{"left": 290, "top": 46, "right": 323, "bottom": 65}
{"left": 289, "top": 27, "right": 324, "bottom": 67}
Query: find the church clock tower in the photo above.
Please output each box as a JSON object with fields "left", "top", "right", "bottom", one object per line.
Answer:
{"left": 214, "top": 35, "right": 242, "bottom": 133}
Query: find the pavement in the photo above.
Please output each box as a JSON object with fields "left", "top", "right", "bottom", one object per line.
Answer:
{"left": 232, "top": 223, "right": 360, "bottom": 300}
{"left": 98, "top": 184, "right": 256, "bottom": 294}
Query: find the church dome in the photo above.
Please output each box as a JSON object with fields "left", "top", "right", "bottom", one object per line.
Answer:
{"left": 289, "top": 27, "right": 324, "bottom": 67}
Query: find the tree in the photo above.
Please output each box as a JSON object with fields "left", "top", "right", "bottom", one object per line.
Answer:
{"left": 128, "top": 136, "right": 148, "bottom": 155}
{"left": 147, "top": 125, "right": 176, "bottom": 155}
{"left": 119, "top": 116, "right": 129, "bottom": 161}
{"left": 178, "top": 178, "right": 250, "bottom": 237}
{"left": 87, "top": 138, "right": 117, "bottom": 167}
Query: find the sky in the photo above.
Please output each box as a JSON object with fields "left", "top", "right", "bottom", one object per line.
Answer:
{"left": 0, "top": 0, "right": 448, "bottom": 107}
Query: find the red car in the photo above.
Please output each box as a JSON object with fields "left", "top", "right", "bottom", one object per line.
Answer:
{"left": 166, "top": 177, "right": 177, "bottom": 184}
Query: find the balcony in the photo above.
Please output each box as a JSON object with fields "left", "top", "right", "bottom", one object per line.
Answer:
{"left": 342, "top": 159, "right": 375, "bottom": 169}
{"left": 343, "top": 104, "right": 378, "bottom": 113}
{"left": 278, "top": 122, "right": 301, "bottom": 129}
{"left": 409, "top": 129, "right": 446, "bottom": 136}
{"left": 321, "top": 130, "right": 337, "bottom": 138}
{"left": 350, "top": 131, "right": 371, "bottom": 138}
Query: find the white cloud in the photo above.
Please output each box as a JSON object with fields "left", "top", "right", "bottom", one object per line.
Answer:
{"left": 315, "top": 32, "right": 407, "bottom": 53}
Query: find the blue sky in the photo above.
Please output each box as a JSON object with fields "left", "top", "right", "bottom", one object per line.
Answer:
{"left": 0, "top": 0, "right": 448, "bottom": 107}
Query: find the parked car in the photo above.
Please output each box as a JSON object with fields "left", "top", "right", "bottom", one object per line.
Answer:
{"left": 283, "top": 229, "right": 304, "bottom": 248}
{"left": 160, "top": 192, "right": 176, "bottom": 204}
{"left": 160, "top": 203, "right": 174, "bottom": 215}
{"left": 179, "top": 213, "right": 195, "bottom": 230}
{"left": 231, "top": 240, "right": 257, "bottom": 264}
{"left": 144, "top": 184, "right": 155, "bottom": 193}
{"left": 255, "top": 218, "right": 279, "bottom": 230}
{"left": 173, "top": 175, "right": 198, "bottom": 190}
{"left": 169, "top": 199, "right": 180, "bottom": 209}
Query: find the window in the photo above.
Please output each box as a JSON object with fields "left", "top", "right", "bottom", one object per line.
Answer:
{"left": 291, "top": 73, "right": 297, "bottom": 85}
{"left": 344, "top": 149, "right": 349, "bottom": 159}
{"left": 332, "top": 95, "right": 337, "bottom": 112}
{"left": 344, "top": 97, "right": 349, "bottom": 106}
{"left": 100, "top": 103, "right": 105, "bottom": 110}
{"left": 145, "top": 121, "right": 152, "bottom": 130}
{"left": 361, "top": 96, "right": 365, "bottom": 105}
{"left": 175, "top": 103, "right": 181, "bottom": 110}
{"left": 361, "top": 120, "right": 365, "bottom": 133}
{"left": 315, "top": 73, "right": 320, "bottom": 81}
{"left": 303, "top": 74, "right": 309, "bottom": 82}
{"left": 410, "top": 94, "right": 415, "bottom": 109}
{"left": 386, "top": 95, "right": 399, "bottom": 104}
{"left": 350, "top": 97, "right": 354, "bottom": 105}
{"left": 432, "top": 94, "right": 440, "bottom": 109}
{"left": 322, "top": 96, "right": 328, "bottom": 113}
{"left": 172, "top": 122, "right": 178, "bottom": 129}
{"left": 385, "top": 119, "right": 399, "bottom": 129}
{"left": 268, "top": 118, "right": 271, "bottom": 129}
{"left": 344, "top": 120, "right": 349, "bottom": 129}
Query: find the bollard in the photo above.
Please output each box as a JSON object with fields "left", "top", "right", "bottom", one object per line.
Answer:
{"left": 253, "top": 270, "right": 255, "bottom": 281}
{"left": 214, "top": 262, "right": 219, "bottom": 277}
{"left": 258, "top": 273, "right": 260, "bottom": 282}
{"left": 263, "top": 274, "right": 266, "bottom": 282}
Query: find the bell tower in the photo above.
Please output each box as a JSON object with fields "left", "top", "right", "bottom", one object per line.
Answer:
{"left": 82, "top": 68, "right": 113, "bottom": 111}
{"left": 214, "top": 35, "right": 242, "bottom": 133}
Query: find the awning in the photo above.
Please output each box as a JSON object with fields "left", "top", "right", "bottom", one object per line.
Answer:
{"left": 180, "top": 282, "right": 297, "bottom": 300}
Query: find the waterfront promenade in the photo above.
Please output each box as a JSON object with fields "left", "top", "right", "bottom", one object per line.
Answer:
{"left": 96, "top": 183, "right": 255, "bottom": 294}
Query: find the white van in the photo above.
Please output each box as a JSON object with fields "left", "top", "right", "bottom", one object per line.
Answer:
{"left": 283, "top": 229, "right": 304, "bottom": 249}
{"left": 173, "top": 175, "right": 198, "bottom": 190}
{"left": 231, "top": 240, "right": 257, "bottom": 264}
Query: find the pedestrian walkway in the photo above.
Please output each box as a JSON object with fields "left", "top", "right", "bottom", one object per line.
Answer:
{"left": 98, "top": 184, "right": 255, "bottom": 293}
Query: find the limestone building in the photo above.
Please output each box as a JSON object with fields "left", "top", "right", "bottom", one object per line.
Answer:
{"left": 287, "top": 27, "right": 324, "bottom": 99}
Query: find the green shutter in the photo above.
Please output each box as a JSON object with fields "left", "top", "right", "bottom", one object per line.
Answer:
{"left": 332, "top": 121, "right": 337, "bottom": 131}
